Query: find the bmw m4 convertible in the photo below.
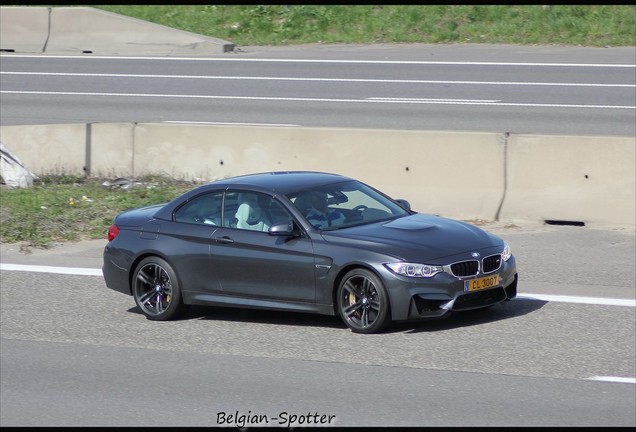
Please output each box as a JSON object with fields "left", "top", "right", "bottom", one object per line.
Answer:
{"left": 103, "top": 171, "right": 518, "bottom": 333}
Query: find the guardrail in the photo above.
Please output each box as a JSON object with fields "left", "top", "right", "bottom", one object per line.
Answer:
{"left": 1, "top": 122, "right": 633, "bottom": 229}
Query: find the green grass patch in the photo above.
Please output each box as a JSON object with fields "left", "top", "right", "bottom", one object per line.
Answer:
{"left": 93, "top": 5, "right": 635, "bottom": 47}
{"left": 0, "top": 175, "right": 197, "bottom": 248}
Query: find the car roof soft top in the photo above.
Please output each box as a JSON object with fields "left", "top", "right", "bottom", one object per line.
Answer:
{"left": 207, "top": 171, "right": 353, "bottom": 194}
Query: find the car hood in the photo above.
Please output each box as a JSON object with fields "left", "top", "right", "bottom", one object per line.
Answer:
{"left": 321, "top": 213, "right": 503, "bottom": 262}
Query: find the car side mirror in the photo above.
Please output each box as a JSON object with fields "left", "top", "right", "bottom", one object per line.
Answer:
{"left": 395, "top": 198, "right": 411, "bottom": 211}
{"left": 268, "top": 220, "right": 302, "bottom": 237}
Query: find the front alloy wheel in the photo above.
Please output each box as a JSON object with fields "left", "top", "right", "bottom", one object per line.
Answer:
{"left": 132, "top": 256, "right": 187, "bottom": 321}
{"left": 337, "top": 268, "right": 391, "bottom": 334}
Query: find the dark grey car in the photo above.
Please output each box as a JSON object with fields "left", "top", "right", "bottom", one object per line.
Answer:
{"left": 102, "top": 171, "right": 518, "bottom": 333}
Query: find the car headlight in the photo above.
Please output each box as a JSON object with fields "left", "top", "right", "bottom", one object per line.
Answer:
{"left": 502, "top": 241, "right": 512, "bottom": 262}
{"left": 385, "top": 262, "right": 443, "bottom": 278}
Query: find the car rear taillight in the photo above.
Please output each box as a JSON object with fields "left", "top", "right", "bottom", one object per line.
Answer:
{"left": 108, "top": 224, "right": 120, "bottom": 241}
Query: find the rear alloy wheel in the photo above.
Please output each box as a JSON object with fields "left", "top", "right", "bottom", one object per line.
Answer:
{"left": 132, "top": 256, "right": 187, "bottom": 321}
{"left": 337, "top": 268, "right": 391, "bottom": 334}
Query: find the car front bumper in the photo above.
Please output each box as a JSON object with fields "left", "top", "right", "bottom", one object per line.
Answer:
{"left": 385, "top": 256, "right": 518, "bottom": 321}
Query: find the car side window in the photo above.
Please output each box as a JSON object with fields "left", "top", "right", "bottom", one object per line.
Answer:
{"left": 232, "top": 191, "right": 270, "bottom": 232}
{"left": 267, "top": 198, "right": 293, "bottom": 227}
{"left": 227, "top": 191, "right": 292, "bottom": 232}
{"left": 175, "top": 192, "right": 223, "bottom": 225}
{"left": 221, "top": 192, "right": 236, "bottom": 227}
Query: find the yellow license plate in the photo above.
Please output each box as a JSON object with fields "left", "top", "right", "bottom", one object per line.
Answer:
{"left": 464, "top": 274, "right": 501, "bottom": 292}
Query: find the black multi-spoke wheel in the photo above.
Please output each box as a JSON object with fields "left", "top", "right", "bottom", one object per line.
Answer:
{"left": 132, "top": 257, "right": 187, "bottom": 321}
{"left": 337, "top": 268, "right": 390, "bottom": 334}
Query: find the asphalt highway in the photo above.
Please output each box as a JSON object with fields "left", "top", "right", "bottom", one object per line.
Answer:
{"left": 1, "top": 221, "right": 634, "bottom": 427}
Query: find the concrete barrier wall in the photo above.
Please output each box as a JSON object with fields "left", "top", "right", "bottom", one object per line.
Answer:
{"left": 131, "top": 124, "right": 505, "bottom": 221}
{"left": 0, "top": 6, "right": 234, "bottom": 55}
{"left": 499, "top": 134, "right": 636, "bottom": 228}
{"left": 0, "top": 6, "right": 50, "bottom": 53}
{"left": 1, "top": 122, "right": 633, "bottom": 228}
{"left": 0, "top": 124, "right": 87, "bottom": 175}
{"left": 90, "top": 123, "right": 135, "bottom": 178}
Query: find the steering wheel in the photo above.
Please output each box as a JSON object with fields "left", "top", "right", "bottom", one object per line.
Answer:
{"left": 353, "top": 205, "right": 368, "bottom": 212}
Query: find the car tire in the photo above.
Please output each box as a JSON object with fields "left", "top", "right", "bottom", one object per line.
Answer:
{"left": 337, "top": 268, "right": 391, "bottom": 334}
{"left": 132, "top": 256, "right": 187, "bottom": 321}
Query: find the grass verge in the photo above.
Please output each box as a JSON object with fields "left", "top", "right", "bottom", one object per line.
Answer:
{"left": 0, "top": 175, "right": 197, "bottom": 248}
{"left": 95, "top": 5, "right": 635, "bottom": 47}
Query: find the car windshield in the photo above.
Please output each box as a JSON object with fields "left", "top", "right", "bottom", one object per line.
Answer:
{"left": 287, "top": 180, "right": 410, "bottom": 230}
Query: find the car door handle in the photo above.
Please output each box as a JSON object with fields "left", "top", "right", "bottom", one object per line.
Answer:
{"left": 214, "top": 236, "right": 234, "bottom": 244}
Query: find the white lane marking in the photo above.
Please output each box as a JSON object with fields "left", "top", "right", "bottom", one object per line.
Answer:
{"left": 1, "top": 90, "right": 633, "bottom": 109}
{"left": 588, "top": 376, "right": 636, "bottom": 384}
{"left": 1, "top": 263, "right": 634, "bottom": 307}
{"left": 370, "top": 98, "right": 501, "bottom": 102}
{"left": 516, "top": 293, "right": 635, "bottom": 307}
{"left": 0, "top": 263, "right": 102, "bottom": 276}
{"left": 2, "top": 71, "right": 634, "bottom": 88}
{"left": 2, "top": 53, "right": 634, "bottom": 68}
{"left": 163, "top": 120, "right": 298, "bottom": 127}
{"left": 3, "top": 261, "right": 633, "bottom": 384}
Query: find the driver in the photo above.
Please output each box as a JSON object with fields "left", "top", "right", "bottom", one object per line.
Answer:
{"left": 305, "top": 191, "right": 346, "bottom": 228}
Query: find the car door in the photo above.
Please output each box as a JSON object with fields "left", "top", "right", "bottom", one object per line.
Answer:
{"left": 209, "top": 190, "right": 317, "bottom": 303}
{"left": 160, "top": 190, "right": 225, "bottom": 295}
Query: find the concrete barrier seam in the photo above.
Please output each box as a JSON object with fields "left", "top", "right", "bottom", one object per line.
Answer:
{"left": 42, "top": 7, "right": 51, "bottom": 53}
{"left": 494, "top": 131, "right": 510, "bottom": 222}
{"left": 85, "top": 123, "right": 92, "bottom": 176}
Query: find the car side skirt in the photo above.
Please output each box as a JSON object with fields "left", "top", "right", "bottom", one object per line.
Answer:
{"left": 182, "top": 291, "right": 335, "bottom": 316}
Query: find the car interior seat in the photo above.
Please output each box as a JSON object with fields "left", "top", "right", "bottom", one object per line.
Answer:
{"left": 235, "top": 194, "right": 271, "bottom": 231}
